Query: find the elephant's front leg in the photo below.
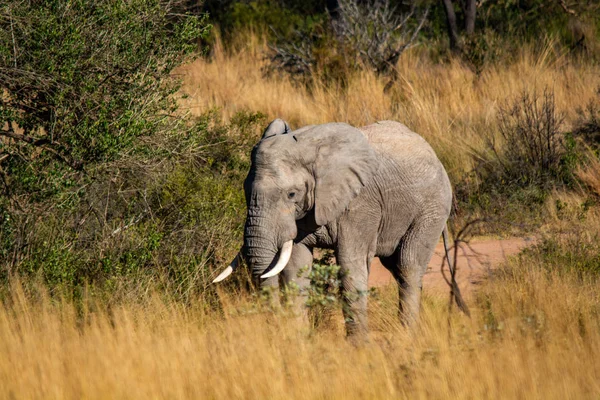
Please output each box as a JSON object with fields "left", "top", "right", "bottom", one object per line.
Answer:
{"left": 336, "top": 212, "right": 378, "bottom": 341}
{"left": 280, "top": 243, "right": 313, "bottom": 318}
{"left": 337, "top": 242, "right": 376, "bottom": 341}
{"left": 258, "top": 274, "right": 281, "bottom": 308}
{"left": 339, "top": 258, "right": 370, "bottom": 341}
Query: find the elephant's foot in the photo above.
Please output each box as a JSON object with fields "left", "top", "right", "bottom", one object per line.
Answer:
{"left": 257, "top": 275, "right": 281, "bottom": 310}
{"left": 398, "top": 300, "right": 420, "bottom": 329}
{"left": 342, "top": 290, "right": 369, "bottom": 344}
{"left": 396, "top": 270, "right": 424, "bottom": 328}
{"left": 345, "top": 319, "right": 370, "bottom": 345}
{"left": 338, "top": 261, "right": 370, "bottom": 344}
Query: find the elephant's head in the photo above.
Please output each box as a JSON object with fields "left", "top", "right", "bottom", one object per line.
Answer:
{"left": 213, "top": 118, "right": 378, "bottom": 283}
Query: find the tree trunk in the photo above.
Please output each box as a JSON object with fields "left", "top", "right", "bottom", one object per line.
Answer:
{"left": 326, "top": 0, "right": 340, "bottom": 19}
{"left": 440, "top": 0, "right": 461, "bottom": 51}
{"left": 464, "top": 0, "right": 476, "bottom": 35}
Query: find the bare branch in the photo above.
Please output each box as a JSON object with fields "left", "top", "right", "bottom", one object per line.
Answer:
{"left": 558, "top": 0, "right": 577, "bottom": 15}
{"left": 441, "top": 217, "right": 492, "bottom": 318}
{"left": 10, "top": 11, "right": 17, "bottom": 68}
{"left": 0, "top": 123, "right": 83, "bottom": 171}
{"left": 111, "top": 210, "right": 149, "bottom": 236}
{"left": 268, "top": 0, "right": 428, "bottom": 78}
{"left": 0, "top": 123, "right": 49, "bottom": 146}
{"left": 386, "top": 7, "right": 429, "bottom": 69}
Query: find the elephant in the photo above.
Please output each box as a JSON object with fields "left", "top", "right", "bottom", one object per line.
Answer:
{"left": 214, "top": 118, "right": 458, "bottom": 339}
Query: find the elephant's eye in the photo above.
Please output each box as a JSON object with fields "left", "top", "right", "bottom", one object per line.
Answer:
{"left": 288, "top": 191, "right": 296, "bottom": 200}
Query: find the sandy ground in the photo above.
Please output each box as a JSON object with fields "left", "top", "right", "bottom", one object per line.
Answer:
{"left": 368, "top": 237, "right": 536, "bottom": 298}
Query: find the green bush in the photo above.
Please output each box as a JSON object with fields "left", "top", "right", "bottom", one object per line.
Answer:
{"left": 0, "top": 111, "right": 265, "bottom": 301}
{"left": 0, "top": 0, "right": 279, "bottom": 299}
{"left": 1, "top": 109, "right": 265, "bottom": 300}
{"left": 0, "top": 0, "right": 210, "bottom": 203}
{"left": 519, "top": 233, "right": 600, "bottom": 276}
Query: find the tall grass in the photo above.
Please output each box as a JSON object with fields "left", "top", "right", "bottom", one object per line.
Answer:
{"left": 2, "top": 33, "right": 599, "bottom": 399}
{"left": 0, "top": 257, "right": 598, "bottom": 399}
{"left": 178, "top": 35, "right": 599, "bottom": 180}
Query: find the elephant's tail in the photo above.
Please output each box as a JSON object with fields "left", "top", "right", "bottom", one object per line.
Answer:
{"left": 442, "top": 226, "right": 470, "bottom": 317}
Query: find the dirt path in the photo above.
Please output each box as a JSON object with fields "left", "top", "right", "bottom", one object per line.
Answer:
{"left": 368, "top": 237, "right": 536, "bottom": 298}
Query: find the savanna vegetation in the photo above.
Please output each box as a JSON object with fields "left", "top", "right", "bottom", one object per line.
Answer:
{"left": 0, "top": 0, "right": 599, "bottom": 398}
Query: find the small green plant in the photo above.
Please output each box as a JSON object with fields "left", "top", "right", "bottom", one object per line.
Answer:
{"left": 306, "top": 263, "right": 342, "bottom": 308}
{"left": 573, "top": 89, "right": 600, "bottom": 149}
{"left": 306, "top": 262, "right": 342, "bottom": 329}
{"left": 461, "top": 29, "right": 503, "bottom": 75}
{"left": 520, "top": 233, "right": 600, "bottom": 276}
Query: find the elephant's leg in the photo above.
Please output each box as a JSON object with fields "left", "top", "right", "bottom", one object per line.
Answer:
{"left": 331, "top": 200, "right": 379, "bottom": 341}
{"left": 338, "top": 255, "right": 371, "bottom": 341}
{"left": 380, "top": 252, "right": 409, "bottom": 322}
{"left": 259, "top": 275, "right": 281, "bottom": 308}
{"left": 337, "top": 238, "right": 377, "bottom": 342}
{"left": 280, "top": 243, "right": 313, "bottom": 317}
{"left": 392, "top": 259, "right": 424, "bottom": 327}
{"left": 394, "top": 218, "right": 445, "bottom": 327}
{"left": 381, "top": 251, "right": 422, "bottom": 324}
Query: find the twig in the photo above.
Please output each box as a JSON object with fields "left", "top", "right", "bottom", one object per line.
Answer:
{"left": 441, "top": 218, "right": 490, "bottom": 317}
{"left": 110, "top": 210, "right": 149, "bottom": 237}
{"left": 0, "top": 123, "right": 84, "bottom": 171}
{"left": 386, "top": 7, "right": 429, "bottom": 68}
{"left": 558, "top": 0, "right": 577, "bottom": 15}
{"left": 10, "top": 11, "right": 17, "bottom": 68}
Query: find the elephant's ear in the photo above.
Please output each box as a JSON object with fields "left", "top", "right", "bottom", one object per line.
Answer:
{"left": 298, "top": 123, "right": 379, "bottom": 226}
{"left": 262, "top": 118, "right": 291, "bottom": 139}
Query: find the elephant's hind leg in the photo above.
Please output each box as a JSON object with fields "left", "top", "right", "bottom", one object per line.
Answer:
{"left": 379, "top": 253, "right": 415, "bottom": 323}
{"left": 391, "top": 217, "right": 445, "bottom": 327}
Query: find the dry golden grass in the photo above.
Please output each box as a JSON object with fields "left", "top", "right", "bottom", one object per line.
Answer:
{"left": 2, "top": 36, "right": 599, "bottom": 399}
{"left": 178, "top": 35, "right": 600, "bottom": 180}
{"left": 577, "top": 154, "right": 600, "bottom": 197}
{"left": 0, "top": 261, "right": 598, "bottom": 399}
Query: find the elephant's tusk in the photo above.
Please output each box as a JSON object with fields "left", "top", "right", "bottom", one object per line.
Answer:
{"left": 260, "top": 240, "right": 293, "bottom": 279}
{"left": 212, "top": 252, "right": 242, "bottom": 283}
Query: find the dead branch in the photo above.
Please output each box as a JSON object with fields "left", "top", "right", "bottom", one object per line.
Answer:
{"left": 441, "top": 217, "right": 491, "bottom": 317}
{"left": 558, "top": 0, "right": 577, "bottom": 16}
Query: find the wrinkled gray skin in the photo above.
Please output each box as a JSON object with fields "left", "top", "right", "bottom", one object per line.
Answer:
{"left": 243, "top": 119, "right": 452, "bottom": 339}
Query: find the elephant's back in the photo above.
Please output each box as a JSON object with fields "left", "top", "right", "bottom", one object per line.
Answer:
{"left": 359, "top": 122, "right": 452, "bottom": 257}
{"left": 360, "top": 120, "right": 452, "bottom": 207}
{"left": 359, "top": 120, "right": 441, "bottom": 167}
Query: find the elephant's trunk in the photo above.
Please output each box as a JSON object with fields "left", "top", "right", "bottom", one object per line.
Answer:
{"left": 260, "top": 240, "right": 293, "bottom": 278}
{"left": 243, "top": 219, "right": 279, "bottom": 281}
